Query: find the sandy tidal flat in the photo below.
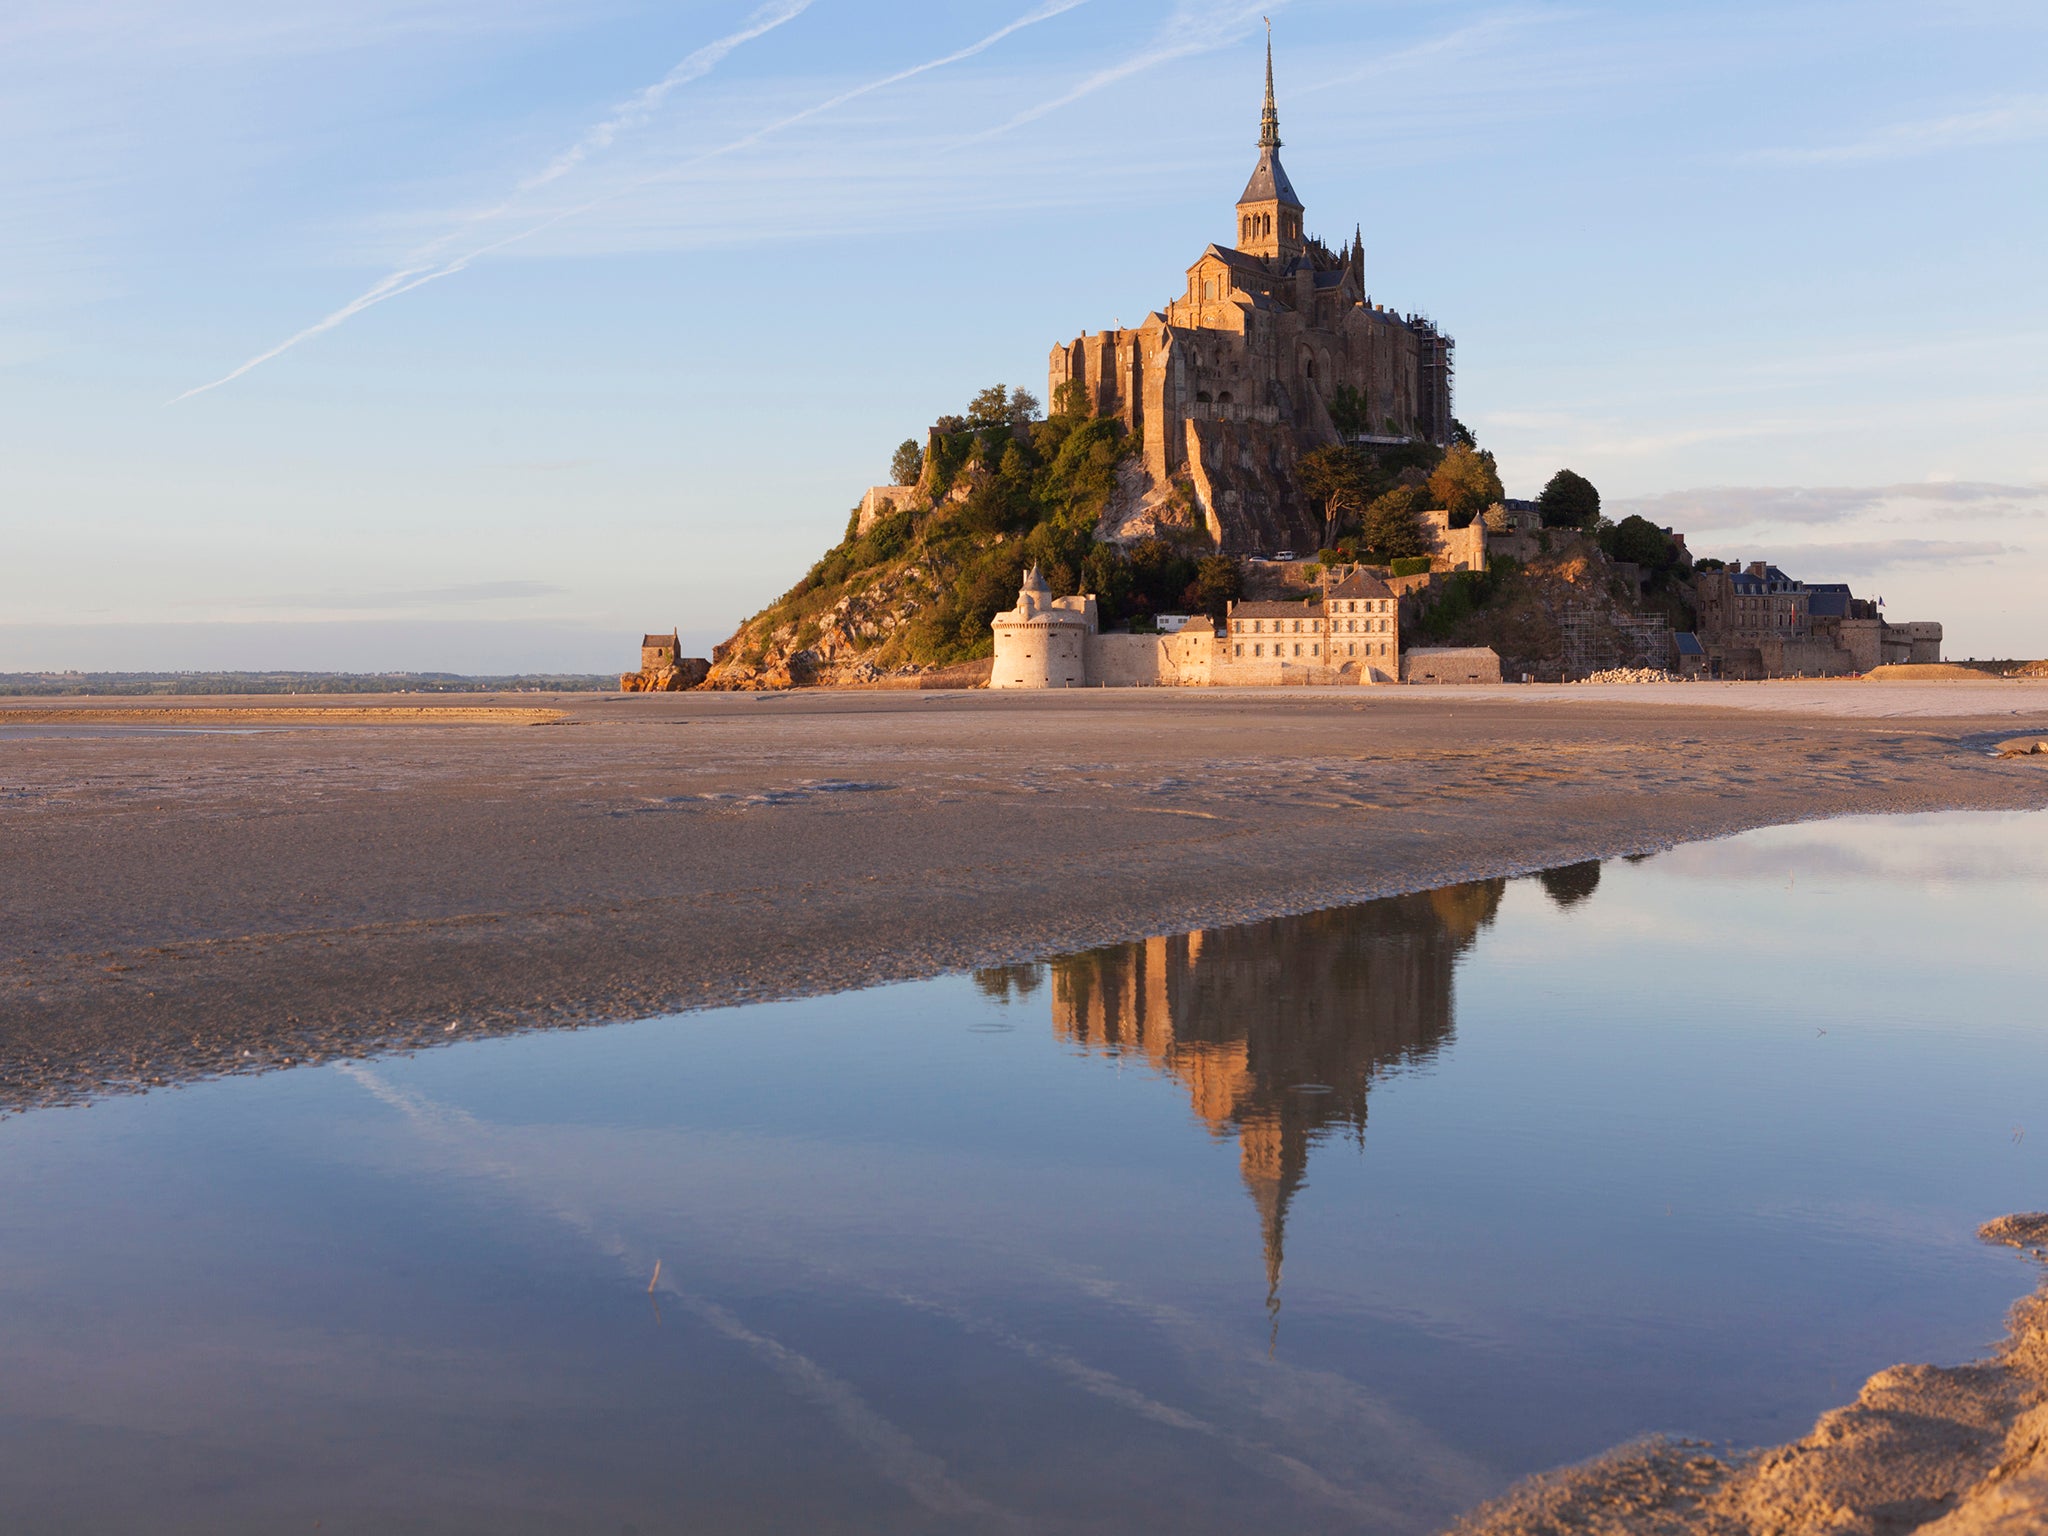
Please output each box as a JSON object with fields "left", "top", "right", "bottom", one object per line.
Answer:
{"left": 4, "top": 682, "right": 2046, "bottom": 1111}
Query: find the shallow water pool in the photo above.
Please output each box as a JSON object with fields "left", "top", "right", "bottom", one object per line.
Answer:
{"left": 1, "top": 810, "right": 2044, "bottom": 1534}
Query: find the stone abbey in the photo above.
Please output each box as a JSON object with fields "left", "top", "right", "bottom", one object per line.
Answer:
{"left": 1048, "top": 38, "right": 1453, "bottom": 555}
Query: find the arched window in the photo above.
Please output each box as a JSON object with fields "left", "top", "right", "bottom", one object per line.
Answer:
{"left": 1217, "top": 391, "right": 1233, "bottom": 404}
{"left": 1196, "top": 391, "right": 1213, "bottom": 403}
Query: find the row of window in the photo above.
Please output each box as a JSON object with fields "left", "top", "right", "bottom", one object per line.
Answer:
{"left": 1234, "top": 642, "right": 1391, "bottom": 660}
{"left": 1233, "top": 613, "right": 1392, "bottom": 636}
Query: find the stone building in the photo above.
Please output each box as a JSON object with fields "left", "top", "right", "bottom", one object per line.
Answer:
{"left": 1693, "top": 561, "right": 1943, "bottom": 678}
{"left": 1401, "top": 647, "right": 1503, "bottom": 685}
{"left": 989, "top": 566, "right": 1098, "bottom": 689}
{"left": 991, "top": 566, "right": 1399, "bottom": 689}
{"left": 619, "top": 631, "right": 710, "bottom": 693}
{"left": 1046, "top": 39, "right": 1453, "bottom": 557}
{"left": 1219, "top": 570, "right": 1401, "bottom": 683}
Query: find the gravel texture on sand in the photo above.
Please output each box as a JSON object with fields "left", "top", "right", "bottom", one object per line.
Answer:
{"left": 4, "top": 683, "right": 2047, "bottom": 1115}
{"left": 1450, "top": 1217, "right": 2048, "bottom": 1536}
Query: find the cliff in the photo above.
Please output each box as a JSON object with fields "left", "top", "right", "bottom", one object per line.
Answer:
{"left": 1403, "top": 536, "right": 1698, "bottom": 681}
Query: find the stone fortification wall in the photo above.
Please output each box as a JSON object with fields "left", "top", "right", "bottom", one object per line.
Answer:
{"left": 1766, "top": 638, "right": 1859, "bottom": 678}
{"left": 1888, "top": 621, "right": 1943, "bottom": 664}
{"left": 856, "top": 484, "right": 921, "bottom": 537}
{"left": 1088, "top": 631, "right": 1218, "bottom": 687}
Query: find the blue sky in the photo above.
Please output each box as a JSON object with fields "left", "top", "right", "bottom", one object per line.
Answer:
{"left": 3, "top": 0, "right": 2045, "bottom": 670}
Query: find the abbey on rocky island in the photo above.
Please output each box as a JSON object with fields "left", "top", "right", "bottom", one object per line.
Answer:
{"left": 1048, "top": 37, "right": 1453, "bottom": 555}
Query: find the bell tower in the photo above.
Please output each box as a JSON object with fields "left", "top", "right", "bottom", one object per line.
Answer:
{"left": 1234, "top": 27, "right": 1304, "bottom": 263}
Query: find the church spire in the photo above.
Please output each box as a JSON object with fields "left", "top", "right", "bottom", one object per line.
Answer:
{"left": 1259, "top": 20, "right": 1281, "bottom": 149}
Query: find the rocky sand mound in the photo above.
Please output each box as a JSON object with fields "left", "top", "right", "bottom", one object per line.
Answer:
{"left": 1449, "top": 1216, "right": 2048, "bottom": 1536}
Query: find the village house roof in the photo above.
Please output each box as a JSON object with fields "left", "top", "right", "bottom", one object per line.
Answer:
{"left": 1728, "top": 565, "right": 1802, "bottom": 595}
{"left": 642, "top": 633, "right": 678, "bottom": 648}
{"left": 1806, "top": 585, "right": 1856, "bottom": 618}
{"left": 1324, "top": 570, "right": 1394, "bottom": 600}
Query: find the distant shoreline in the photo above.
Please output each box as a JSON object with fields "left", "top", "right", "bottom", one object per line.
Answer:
{"left": 0, "top": 671, "right": 615, "bottom": 697}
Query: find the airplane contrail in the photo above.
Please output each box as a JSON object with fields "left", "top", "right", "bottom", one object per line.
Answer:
{"left": 169, "top": 0, "right": 1090, "bottom": 406}
{"left": 168, "top": 0, "right": 815, "bottom": 405}
{"left": 963, "top": 0, "right": 1276, "bottom": 143}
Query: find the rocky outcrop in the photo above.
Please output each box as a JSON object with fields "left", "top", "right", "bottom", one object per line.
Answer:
{"left": 1450, "top": 1215, "right": 2048, "bottom": 1536}
{"left": 706, "top": 557, "right": 989, "bottom": 691}
{"left": 618, "top": 657, "right": 709, "bottom": 693}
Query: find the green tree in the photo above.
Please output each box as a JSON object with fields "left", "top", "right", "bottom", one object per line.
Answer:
{"left": 1363, "top": 484, "right": 1431, "bottom": 562}
{"left": 1050, "top": 379, "right": 1090, "bottom": 421}
{"left": 1326, "top": 384, "right": 1371, "bottom": 438}
{"left": 1007, "top": 389, "right": 1042, "bottom": 427}
{"left": 1599, "top": 514, "right": 1674, "bottom": 570}
{"left": 1537, "top": 468, "right": 1601, "bottom": 530}
{"left": 1185, "top": 555, "right": 1244, "bottom": 621}
{"left": 1427, "top": 442, "right": 1504, "bottom": 525}
{"left": 890, "top": 439, "right": 923, "bottom": 487}
{"left": 1296, "top": 444, "right": 1379, "bottom": 547}
{"left": 968, "top": 385, "right": 1013, "bottom": 430}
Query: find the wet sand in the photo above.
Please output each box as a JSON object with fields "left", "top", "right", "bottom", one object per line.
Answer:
{"left": 6, "top": 682, "right": 2048, "bottom": 1112}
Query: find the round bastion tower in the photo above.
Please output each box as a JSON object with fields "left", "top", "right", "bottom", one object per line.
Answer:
{"left": 991, "top": 566, "right": 1097, "bottom": 689}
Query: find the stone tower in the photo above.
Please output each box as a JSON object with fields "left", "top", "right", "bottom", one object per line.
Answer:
{"left": 1234, "top": 30, "right": 1304, "bottom": 263}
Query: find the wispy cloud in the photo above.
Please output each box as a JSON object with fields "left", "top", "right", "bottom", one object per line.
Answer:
{"left": 1615, "top": 482, "right": 2048, "bottom": 531}
{"left": 1743, "top": 539, "right": 2015, "bottom": 575}
{"left": 1297, "top": 7, "right": 1562, "bottom": 96}
{"left": 966, "top": 0, "right": 1275, "bottom": 141}
{"left": 169, "top": 0, "right": 1091, "bottom": 404}
{"left": 515, "top": 0, "right": 813, "bottom": 197}
{"left": 1744, "top": 95, "right": 2048, "bottom": 165}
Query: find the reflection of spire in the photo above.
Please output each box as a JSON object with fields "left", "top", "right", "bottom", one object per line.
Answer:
{"left": 1237, "top": 1116, "right": 1306, "bottom": 1341}
{"left": 1259, "top": 22, "right": 1282, "bottom": 150}
{"left": 1038, "top": 879, "right": 1507, "bottom": 1328}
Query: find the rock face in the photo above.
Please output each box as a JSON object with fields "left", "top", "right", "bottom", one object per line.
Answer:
{"left": 1412, "top": 536, "right": 1691, "bottom": 681}
{"left": 618, "top": 657, "right": 708, "bottom": 693}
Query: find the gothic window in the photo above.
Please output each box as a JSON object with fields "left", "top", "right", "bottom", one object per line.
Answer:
{"left": 1196, "top": 391, "right": 1213, "bottom": 403}
{"left": 1218, "top": 391, "right": 1233, "bottom": 403}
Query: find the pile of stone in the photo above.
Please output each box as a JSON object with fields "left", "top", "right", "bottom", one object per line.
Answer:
{"left": 1577, "top": 667, "right": 1676, "bottom": 685}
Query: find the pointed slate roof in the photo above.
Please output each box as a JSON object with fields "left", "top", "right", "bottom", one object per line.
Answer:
{"left": 1237, "top": 147, "right": 1302, "bottom": 210}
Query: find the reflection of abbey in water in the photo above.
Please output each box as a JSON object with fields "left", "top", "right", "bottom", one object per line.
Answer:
{"left": 998, "top": 880, "right": 1511, "bottom": 1314}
